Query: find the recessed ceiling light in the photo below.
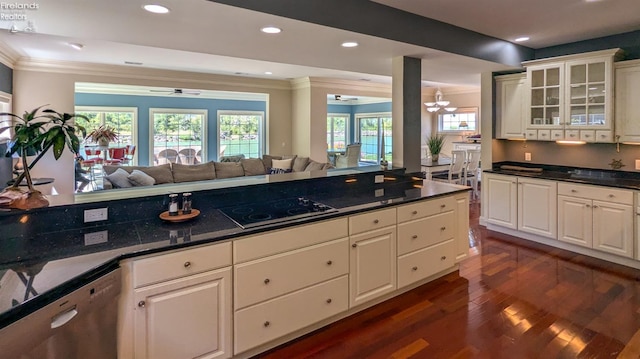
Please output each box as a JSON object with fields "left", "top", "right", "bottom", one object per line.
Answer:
{"left": 261, "top": 26, "right": 281, "bottom": 34}
{"left": 143, "top": 4, "right": 170, "bottom": 14}
{"left": 514, "top": 37, "right": 530, "bottom": 42}
{"left": 264, "top": 71, "right": 273, "bottom": 75}
{"left": 341, "top": 41, "right": 358, "bottom": 48}
{"left": 68, "top": 43, "right": 84, "bottom": 50}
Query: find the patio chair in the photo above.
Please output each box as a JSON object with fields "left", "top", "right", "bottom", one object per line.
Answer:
{"left": 178, "top": 148, "right": 197, "bottom": 165}
{"left": 156, "top": 149, "right": 179, "bottom": 165}
{"left": 335, "top": 143, "right": 361, "bottom": 168}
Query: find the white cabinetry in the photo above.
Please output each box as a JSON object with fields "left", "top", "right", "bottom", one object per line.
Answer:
{"left": 348, "top": 208, "right": 397, "bottom": 307}
{"left": 522, "top": 48, "right": 622, "bottom": 142}
{"left": 485, "top": 173, "right": 557, "bottom": 239}
{"left": 615, "top": 60, "right": 640, "bottom": 143}
{"left": 129, "top": 242, "right": 233, "bottom": 359}
{"left": 495, "top": 73, "right": 526, "bottom": 139}
{"left": 558, "top": 183, "right": 633, "bottom": 258}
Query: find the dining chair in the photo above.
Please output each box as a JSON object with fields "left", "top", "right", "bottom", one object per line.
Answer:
{"left": 123, "top": 145, "right": 136, "bottom": 164}
{"left": 84, "top": 147, "right": 104, "bottom": 164}
{"left": 431, "top": 150, "right": 466, "bottom": 185}
{"left": 335, "top": 143, "right": 361, "bottom": 168}
{"left": 465, "top": 150, "right": 481, "bottom": 198}
{"left": 156, "top": 149, "right": 179, "bottom": 165}
{"left": 104, "top": 147, "right": 127, "bottom": 165}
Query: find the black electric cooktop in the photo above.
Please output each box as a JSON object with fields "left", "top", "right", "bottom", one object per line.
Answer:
{"left": 219, "top": 197, "right": 337, "bottom": 229}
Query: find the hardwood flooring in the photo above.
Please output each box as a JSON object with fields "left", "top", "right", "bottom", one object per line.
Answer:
{"left": 257, "top": 194, "right": 640, "bottom": 359}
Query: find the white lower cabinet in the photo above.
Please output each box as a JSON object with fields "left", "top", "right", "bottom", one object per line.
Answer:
{"left": 485, "top": 173, "right": 518, "bottom": 229}
{"left": 558, "top": 182, "right": 633, "bottom": 258}
{"left": 517, "top": 177, "right": 557, "bottom": 239}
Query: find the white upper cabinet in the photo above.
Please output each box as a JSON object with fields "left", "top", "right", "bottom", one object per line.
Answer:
{"left": 522, "top": 48, "right": 623, "bottom": 142}
{"left": 495, "top": 73, "right": 527, "bottom": 139}
{"left": 615, "top": 59, "right": 640, "bottom": 143}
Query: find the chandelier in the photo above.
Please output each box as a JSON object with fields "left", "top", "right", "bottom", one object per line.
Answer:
{"left": 424, "top": 88, "right": 457, "bottom": 113}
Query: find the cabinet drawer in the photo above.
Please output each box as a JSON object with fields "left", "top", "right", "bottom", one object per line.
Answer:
{"left": 525, "top": 130, "right": 538, "bottom": 140}
{"left": 537, "top": 130, "right": 551, "bottom": 141}
{"left": 565, "top": 130, "right": 579, "bottom": 141}
{"left": 133, "top": 242, "right": 232, "bottom": 288}
{"left": 234, "top": 218, "right": 348, "bottom": 263}
{"left": 396, "top": 196, "right": 456, "bottom": 223}
{"left": 558, "top": 182, "right": 633, "bottom": 205}
{"left": 596, "top": 130, "right": 612, "bottom": 143}
{"left": 551, "top": 130, "right": 564, "bottom": 140}
{"left": 234, "top": 237, "right": 348, "bottom": 309}
{"left": 234, "top": 275, "right": 348, "bottom": 354}
{"left": 397, "top": 240, "right": 455, "bottom": 288}
{"left": 397, "top": 212, "right": 454, "bottom": 255}
{"left": 580, "top": 130, "right": 595, "bottom": 143}
{"left": 349, "top": 208, "right": 396, "bottom": 235}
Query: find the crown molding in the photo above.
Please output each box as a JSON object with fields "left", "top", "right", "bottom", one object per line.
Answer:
{"left": 13, "top": 58, "right": 293, "bottom": 91}
{"left": 0, "top": 41, "right": 19, "bottom": 68}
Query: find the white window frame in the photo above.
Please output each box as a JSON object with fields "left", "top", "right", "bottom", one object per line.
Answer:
{"left": 75, "top": 106, "right": 138, "bottom": 163}
{"left": 327, "top": 113, "right": 350, "bottom": 151}
{"left": 0, "top": 91, "right": 12, "bottom": 141}
{"left": 149, "top": 108, "right": 208, "bottom": 165}
{"left": 217, "top": 110, "right": 265, "bottom": 159}
{"left": 437, "top": 107, "right": 479, "bottom": 134}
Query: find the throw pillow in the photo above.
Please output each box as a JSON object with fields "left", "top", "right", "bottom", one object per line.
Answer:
{"left": 139, "top": 164, "right": 174, "bottom": 184}
{"left": 305, "top": 160, "right": 326, "bottom": 171}
{"left": 172, "top": 162, "right": 216, "bottom": 183}
{"left": 241, "top": 158, "right": 266, "bottom": 176}
{"left": 214, "top": 161, "right": 245, "bottom": 179}
{"left": 128, "top": 170, "right": 156, "bottom": 187}
{"left": 268, "top": 167, "right": 293, "bottom": 174}
{"left": 262, "top": 154, "right": 283, "bottom": 169}
{"left": 104, "top": 168, "right": 133, "bottom": 188}
{"left": 272, "top": 158, "right": 293, "bottom": 170}
{"left": 292, "top": 156, "right": 310, "bottom": 172}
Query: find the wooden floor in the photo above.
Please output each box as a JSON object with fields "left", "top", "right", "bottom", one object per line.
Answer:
{"left": 257, "top": 194, "right": 640, "bottom": 359}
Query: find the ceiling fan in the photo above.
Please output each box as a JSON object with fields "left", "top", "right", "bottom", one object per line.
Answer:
{"left": 149, "top": 88, "right": 201, "bottom": 96}
{"left": 333, "top": 94, "right": 358, "bottom": 102}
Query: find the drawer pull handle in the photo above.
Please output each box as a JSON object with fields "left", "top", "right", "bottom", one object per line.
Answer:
{"left": 440, "top": 226, "right": 446, "bottom": 231}
{"left": 326, "top": 260, "right": 333, "bottom": 265}
{"left": 593, "top": 205, "right": 598, "bottom": 208}
{"left": 571, "top": 189, "right": 577, "bottom": 193}
{"left": 184, "top": 261, "right": 191, "bottom": 268}
{"left": 440, "top": 204, "right": 446, "bottom": 209}
{"left": 608, "top": 194, "right": 614, "bottom": 198}
{"left": 326, "top": 298, "right": 332, "bottom": 304}
{"left": 412, "top": 266, "right": 418, "bottom": 271}
{"left": 264, "top": 278, "right": 270, "bottom": 284}
{"left": 264, "top": 321, "right": 270, "bottom": 327}
{"left": 412, "top": 210, "right": 418, "bottom": 215}
{"left": 412, "top": 235, "right": 418, "bottom": 239}
{"left": 441, "top": 256, "right": 447, "bottom": 261}
{"left": 373, "top": 219, "right": 380, "bottom": 224}
{"left": 586, "top": 204, "right": 591, "bottom": 208}
{"left": 138, "top": 300, "right": 146, "bottom": 308}
{"left": 352, "top": 243, "right": 358, "bottom": 248}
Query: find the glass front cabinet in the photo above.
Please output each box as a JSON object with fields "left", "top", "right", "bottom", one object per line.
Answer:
{"left": 523, "top": 48, "right": 623, "bottom": 142}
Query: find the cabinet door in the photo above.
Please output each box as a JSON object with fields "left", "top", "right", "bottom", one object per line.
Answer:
{"left": 558, "top": 195, "right": 593, "bottom": 247}
{"left": 527, "top": 64, "right": 564, "bottom": 129}
{"left": 518, "top": 178, "right": 557, "bottom": 238}
{"left": 485, "top": 174, "right": 518, "bottom": 230}
{"left": 349, "top": 226, "right": 396, "bottom": 308}
{"left": 496, "top": 74, "right": 526, "bottom": 139}
{"left": 615, "top": 61, "right": 640, "bottom": 143}
{"left": 592, "top": 201, "right": 633, "bottom": 258}
{"left": 565, "top": 58, "right": 611, "bottom": 129}
{"left": 134, "top": 268, "right": 232, "bottom": 359}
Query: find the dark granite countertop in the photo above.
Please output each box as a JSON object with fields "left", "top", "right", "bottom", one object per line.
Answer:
{"left": 0, "top": 177, "right": 467, "bottom": 329}
{"left": 487, "top": 162, "right": 640, "bottom": 190}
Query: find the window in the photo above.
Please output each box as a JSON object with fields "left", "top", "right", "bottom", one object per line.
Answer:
{"left": 0, "top": 92, "right": 12, "bottom": 141}
{"left": 437, "top": 107, "right": 478, "bottom": 133}
{"left": 355, "top": 113, "right": 392, "bottom": 164}
{"left": 327, "top": 114, "right": 349, "bottom": 151}
{"left": 150, "top": 109, "right": 206, "bottom": 165}
{"left": 218, "top": 111, "right": 265, "bottom": 159}
{"left": 75, "top": 106, "right": 137, "bottom": 161}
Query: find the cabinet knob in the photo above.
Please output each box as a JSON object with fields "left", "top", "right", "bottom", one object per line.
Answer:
{"left": 138, "top": 300, "right": 146, "bottom": 308}
{"left": 326, "top": 260, "right": 333, "bottom": 265}
{"left": 184, "top": 261, "right": 191, "bottom": 268}
{"left": 600, "top": 134, "right": 606, "bottom": 138}
{"left": 571, "top": 189, "right": 577, "bottom": 193}
{"left": 586, "top": 204, "right": 591, "bottom": 208}
{"left": 326, "top": 298, "right": 332, "bottom": 304}
{"left": 593, "top": 205, "right": 599, "bottom": 208}
{"left": 412, "top": 210, "right": 418, "bottom": 215}
{"left": 440, "top": 204, "right": 446, "bottom": 209}
{"left": 569, "top": 134, "right": 575, "bottom": 138}
{"left": 373, "top": 219, "right": 380, "bottom": 224}
{"left": 411, "top": 234, "right": 418, "bottom": 239}
{"left": 440, "top": 226, "right": 446, "bottom": 231}
{"left": 608, "top": 194, "right": 614, "bottom": 198}
{"left": 412, "top": 266, "right": 418, "bottom": 271}
{"left": 585, "top": 134, "right": 591, "bottom": 138}
{"left": 352, "top": 243, "right": 358, "bottom": 248}
{"left": 264, "top": 278, "right": 270, "bottom": 284}
{"left": 264, "top": 321, "right": 270, "bottom": 327}
{"left": 440, "top": 256, "right": 447, "bottom": 261}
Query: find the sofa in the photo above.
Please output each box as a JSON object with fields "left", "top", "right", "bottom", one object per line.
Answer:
{"left": 101, "top": 154, "right": 333, "bottom": 189}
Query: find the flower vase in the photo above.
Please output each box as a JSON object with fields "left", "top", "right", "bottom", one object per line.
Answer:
{"left": 432, "top": 154, "right": 439, "bottom": 162}
{"left": 97, "top": 138, "right": 110, "bottom": 147}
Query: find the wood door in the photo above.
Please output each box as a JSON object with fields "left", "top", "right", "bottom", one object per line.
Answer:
{"left": 133, "top": 268, "right": 232, "bottom": 359}
{"left": 557, "top": 195, "right": 592, "bottom": 248}
{"left": 485, "top": 174, "right": 518, "bottom": 230}
{"left": 349, "top": 226, "right": 396, "bottom": 308}
{"left": 518, "top": 177, "right": 557, "bottom": 238}
{"left": 592, "top": 200, "right": 633, "bottom": 258}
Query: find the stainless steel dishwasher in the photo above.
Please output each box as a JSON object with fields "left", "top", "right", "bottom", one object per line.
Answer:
{"left": 0, "top": 267, "right": 121, "bottom": 359}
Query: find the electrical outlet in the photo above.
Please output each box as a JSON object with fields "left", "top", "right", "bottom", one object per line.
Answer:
{"left": 374, "top": 175, "right": 384, "bottom": 183}
{"left": 375, "top": 188, "right": 384, "bottom": 197}
{"left": 635, "top": 160, "right": 640, "bottom": 170}
{"left": 84, "top": 230, "right": 108, "bottom": 245}
{"left": 84, "top": 208, "right": 108, "bottom": 223}
{"left": 525, "top": 152, "right": 532, "bottom": 161}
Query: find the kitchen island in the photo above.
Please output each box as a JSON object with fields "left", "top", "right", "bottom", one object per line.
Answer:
{"left": 0, "top": 168, "right": 470, "bottom": 358}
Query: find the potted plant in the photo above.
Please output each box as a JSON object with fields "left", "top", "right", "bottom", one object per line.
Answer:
{"left": 86, "top": 125, "right": 118, "bottom": 146}
{"left": 426, "top": 133, "right": 446, "bottom": 162}
{"left": 0, "top": 105, "right": 87, "bottom": 209}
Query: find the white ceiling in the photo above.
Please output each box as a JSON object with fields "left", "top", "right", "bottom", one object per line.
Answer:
{"left": 0, "top": 0, "right": 637, "bottom": 88}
